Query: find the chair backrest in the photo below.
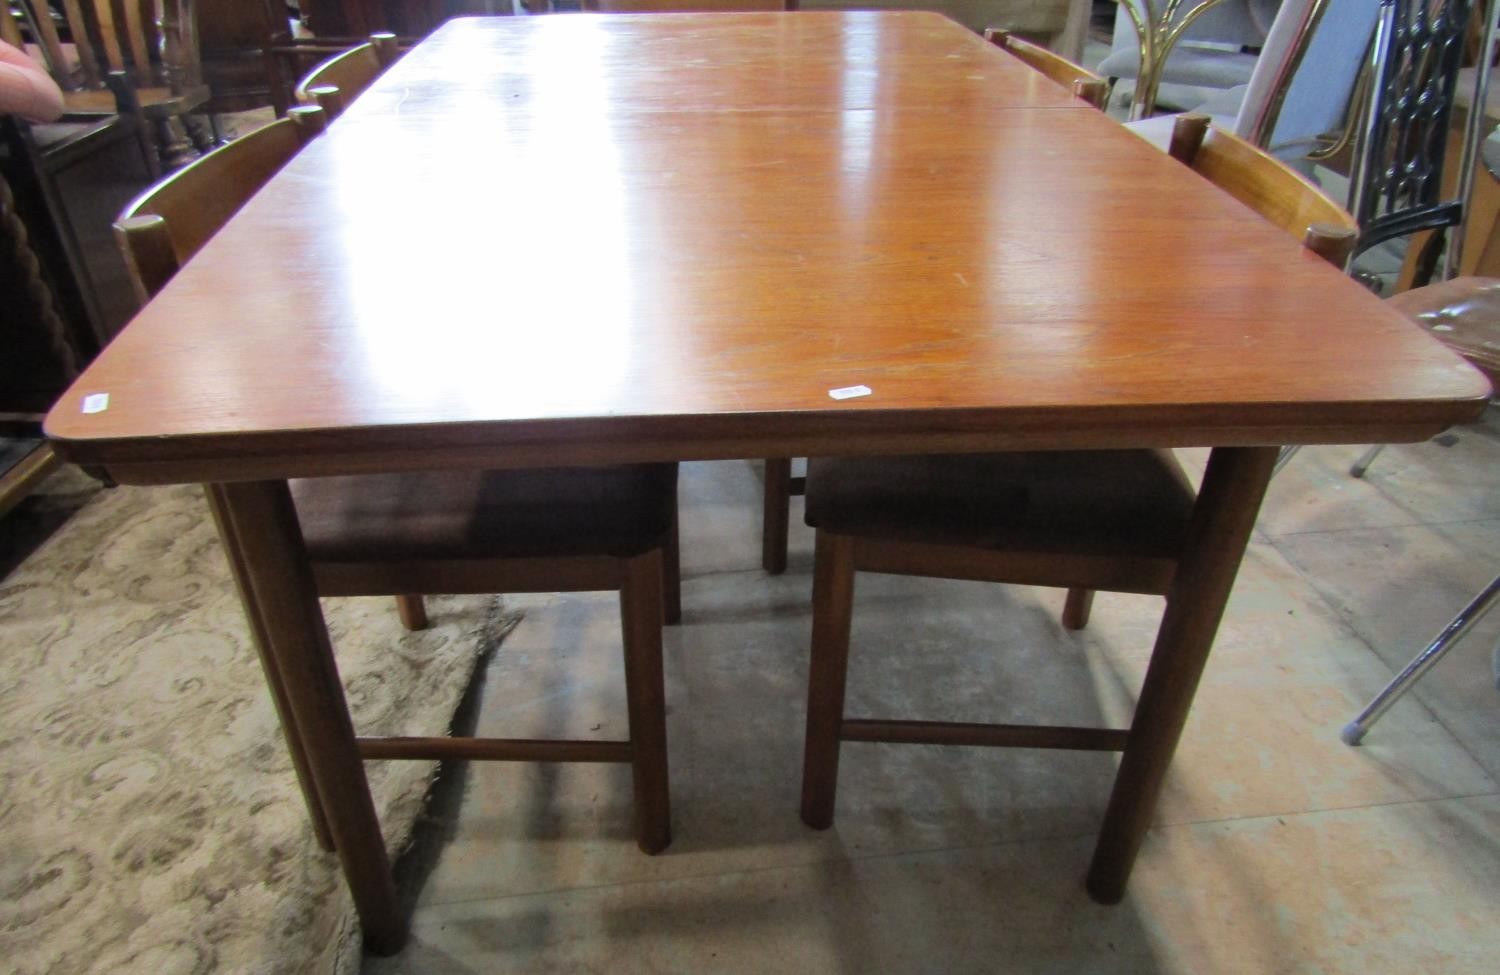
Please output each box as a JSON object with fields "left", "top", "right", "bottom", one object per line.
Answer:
{"left": 114, "top": 105, "right": 326, "bottom": 302}
{"left": 294, "top": 32, "right": 398, "bottom": 119}
{"left": 16, "top": 0, "right": 202, "bottom": 93}
{"left": 982, "top": 27, "right": 1109, "bottom": 110}
{"left": 583, "top": 1, "right": 793, "bottom": 10}
{"left": 1166, "top": 113, "right": 1359, "bottom": 268}
{"left": 1233, "top": 0, "right": 1382, "bottom": 159}
{"left": 1348, "top": 0, "right": 1479, "bottom": 261}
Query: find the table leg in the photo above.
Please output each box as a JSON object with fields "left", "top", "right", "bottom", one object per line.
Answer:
{"left": 215, "top": 479, "right": 407, "bottom": 954}
{"left": 205, "top": 484, "right": 336, "bottom": 853}
{"left": 1085, "top": 445, "right": 1277, "bottom": 904}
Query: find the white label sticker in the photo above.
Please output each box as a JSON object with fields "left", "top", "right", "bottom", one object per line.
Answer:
{"left": 82, "top": 393, "right": 109, "bottom": 414}
{"left": 828, "top": 384, "right": 872, "bottom": 401}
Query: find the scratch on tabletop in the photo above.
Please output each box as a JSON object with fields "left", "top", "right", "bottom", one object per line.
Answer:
{"left": 954, "top": 272, "right": 969, "bottom": 287}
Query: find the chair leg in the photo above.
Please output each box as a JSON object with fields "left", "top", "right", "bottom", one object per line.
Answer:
{"left": 1062, "top": 587, "right": 1094, "bottom": 630}
{"left": 800, "top": 530, "right": 857, "bottom": 830}
{"left": 1342, "top": 574, "right": 1500, "bottom": 745}
{"left": 395, "top": 595, "right": 428, "bottom": 630}
{"left": 1272, "top": 444, "right": 1300, "bottom": 475}
{"left": 620, "top": 548, "right": 672, "bottom": 854}
{"left": 1350, "top": 443, "right": 1386, "bottom": 478}
{"left": 762, "top": 458, "right": 792, "bottom": 575}
{"left": 663, "top": 513, "right": 682, "bottom": 625}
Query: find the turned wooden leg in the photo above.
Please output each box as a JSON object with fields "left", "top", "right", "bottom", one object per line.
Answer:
{"left": 215, "top": 480, "right": 407, "bottom": 954}
{"left": 395, "top": 595, "right": 428, "bottom": 630}
{"left": 762, "top": 458, "right": 792, "bottom": 575}
{"left": 620, "top": 548, "right": 671, "bottom": 854}
{"left": 800, "top": 530, "right": 856, "bottom": 829}
{"left": 205, "top": 484, "right": 336, "bottom": 853}
{"left": 1062, "top": 587, "right": 1095, "bottom": 630}
{"left": 1085, "top": 446, "right": 1277, "bottom": 904}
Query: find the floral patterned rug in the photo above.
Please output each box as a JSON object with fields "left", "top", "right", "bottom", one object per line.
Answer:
{"left": 0, "top": 474, "right": 514, "bottom": 973}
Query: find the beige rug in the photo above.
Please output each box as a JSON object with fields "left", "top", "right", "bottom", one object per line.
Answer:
{"left": 0, "top": 475, "right": 515, "bottom": 973}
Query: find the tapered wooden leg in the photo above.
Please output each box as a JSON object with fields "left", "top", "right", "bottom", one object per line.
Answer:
{"left": 1085, "top": 446, "right": 1277, "bottom": 904}
{"left": 216, "top": 480, "right": 407, "bottom": 954}
{"left": 800, "top": 530, "right": 857, "bottom": 829}
{"left": 1062, "top": 588, "right": 1094, "bottom": 630}
{"left": 620, "top": 548, "right": 671, "bottom": 854}
{"left": 395, "top": 595, "right": 428, "bottom": 631}
{"left": 663, "top": 513, "right": 682, "bottom": 626}
{"left": 762, "top": 458, "right": 792, "bottom": 575}
{"left": 204, "top": 484, "right": 335, "bottom": 853}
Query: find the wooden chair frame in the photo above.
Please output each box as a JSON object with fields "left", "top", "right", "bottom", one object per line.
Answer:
{"left": 293, "top": 31, "right": 399, "bottom": 119}
{"left": 983, "top": 27, "right": 1112, "bottom": 110}
{"left": 15, "top": 0, "right": 214, "bottom": 166}
{"left": 113, "top": 107, "right": 682, "bottom": 856}
{"left": 760, "top": 27, "right": 1116, "bottom": 575}
{"left": 798, "top": 114, "right": 1356, "bottom": 902}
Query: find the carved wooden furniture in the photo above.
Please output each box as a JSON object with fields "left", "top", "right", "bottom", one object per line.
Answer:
{"left": 110, "top": 100, "right": 681, "bottom": 860}
{"left": 45, "top": 13, "right": 1489, "bottom": 953}
{"left": 293, "top": 31, "right": 398, "bottom": 118}
{"left": 15, "top": 1, "right": 213, "bottom": 167}
{"left": 0, "top": 166, "right": 68, "bottom": 516}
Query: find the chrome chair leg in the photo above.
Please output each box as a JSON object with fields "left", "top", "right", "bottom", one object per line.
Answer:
{"left": 1342, "top": 574, "right": 1500, "bottom": 745}
{"left": 1272, "top": 444, "right": 1301, "bottom": 475}
{"left": 1350, "top": 443, "right": 1386, "bottom": 478}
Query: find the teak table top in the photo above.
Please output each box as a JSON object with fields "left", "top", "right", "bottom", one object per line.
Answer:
{"left": 46, "top": 12, "right": 1490, "bottom": 482}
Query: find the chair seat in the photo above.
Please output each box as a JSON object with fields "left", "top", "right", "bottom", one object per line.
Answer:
{"left": 804, "top": 450, "right": 1196, "bottom": 559}
{"left": 62, "top": 84, "right": 211, "bottom": 118}
{"left": 1389, "top": 277, "right": 1500, "bottom": 384}
{"left": 292, "top": 464, "right": 678, "bottom": 562}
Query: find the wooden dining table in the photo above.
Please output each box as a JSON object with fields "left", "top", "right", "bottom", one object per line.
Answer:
{"left": 44, "top": 10, "right": 1489, "bottom": 954}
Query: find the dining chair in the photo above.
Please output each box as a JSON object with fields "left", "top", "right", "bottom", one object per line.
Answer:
{"left": 294, "top": 32, "right": 399, "bottom": 120}
{"left": 1186, "top": 0, "right": 1380, "bottom": 164}
{"left": 982, "top": 27, "right": 1110, "bottom": 110}
{"left": 797, "top": 114, "right": 1357, "bottom": 857}
{"left": 1349, "top": 276, "right": 1500, "bottom": 477}
{"left": 112, "top": 106, "right": 683, "bottom": 856}
{"left": 1342, "top": 573, "right": 1500, "bottom": 745}
{"left": 14, "top": 0, "right": 213, "bottom": 168}
{"left": 757, "top": 19, "right": 1109, "bottom": 575}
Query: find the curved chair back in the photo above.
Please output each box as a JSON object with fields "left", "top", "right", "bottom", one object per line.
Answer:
{"left": 1159, "top": 113, "right": 1359, "bottom": 267}
{"left": 294, "top": 32, "right": 399, "bottom": 119}
{"left": 983, "top": 27, "right": 1110, "bottom": 110}
{"left": 114, "top": 105, "right": 326, "bottom": 302}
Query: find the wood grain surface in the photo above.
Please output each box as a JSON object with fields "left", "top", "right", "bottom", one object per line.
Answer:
{"left": 46, "top": 12, "right": 1491, "bottom": 483}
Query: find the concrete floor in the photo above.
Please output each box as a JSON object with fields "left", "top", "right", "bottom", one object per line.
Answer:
{"left": 363, "top": 423, "right": 1500, "bottom": 973}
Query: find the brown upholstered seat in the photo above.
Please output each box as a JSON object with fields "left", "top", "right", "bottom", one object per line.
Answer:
{"left": 293, "top": 465, "right": 678, "bottom": 562}
{"left": 114, "top": 113, "right": 681, "bottom": 858}
{"left": 797, "top": 116, "right": 1361, "bottom": 905}
{"left": 805, "top": 451, "right": 1194, "bottom": 559}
